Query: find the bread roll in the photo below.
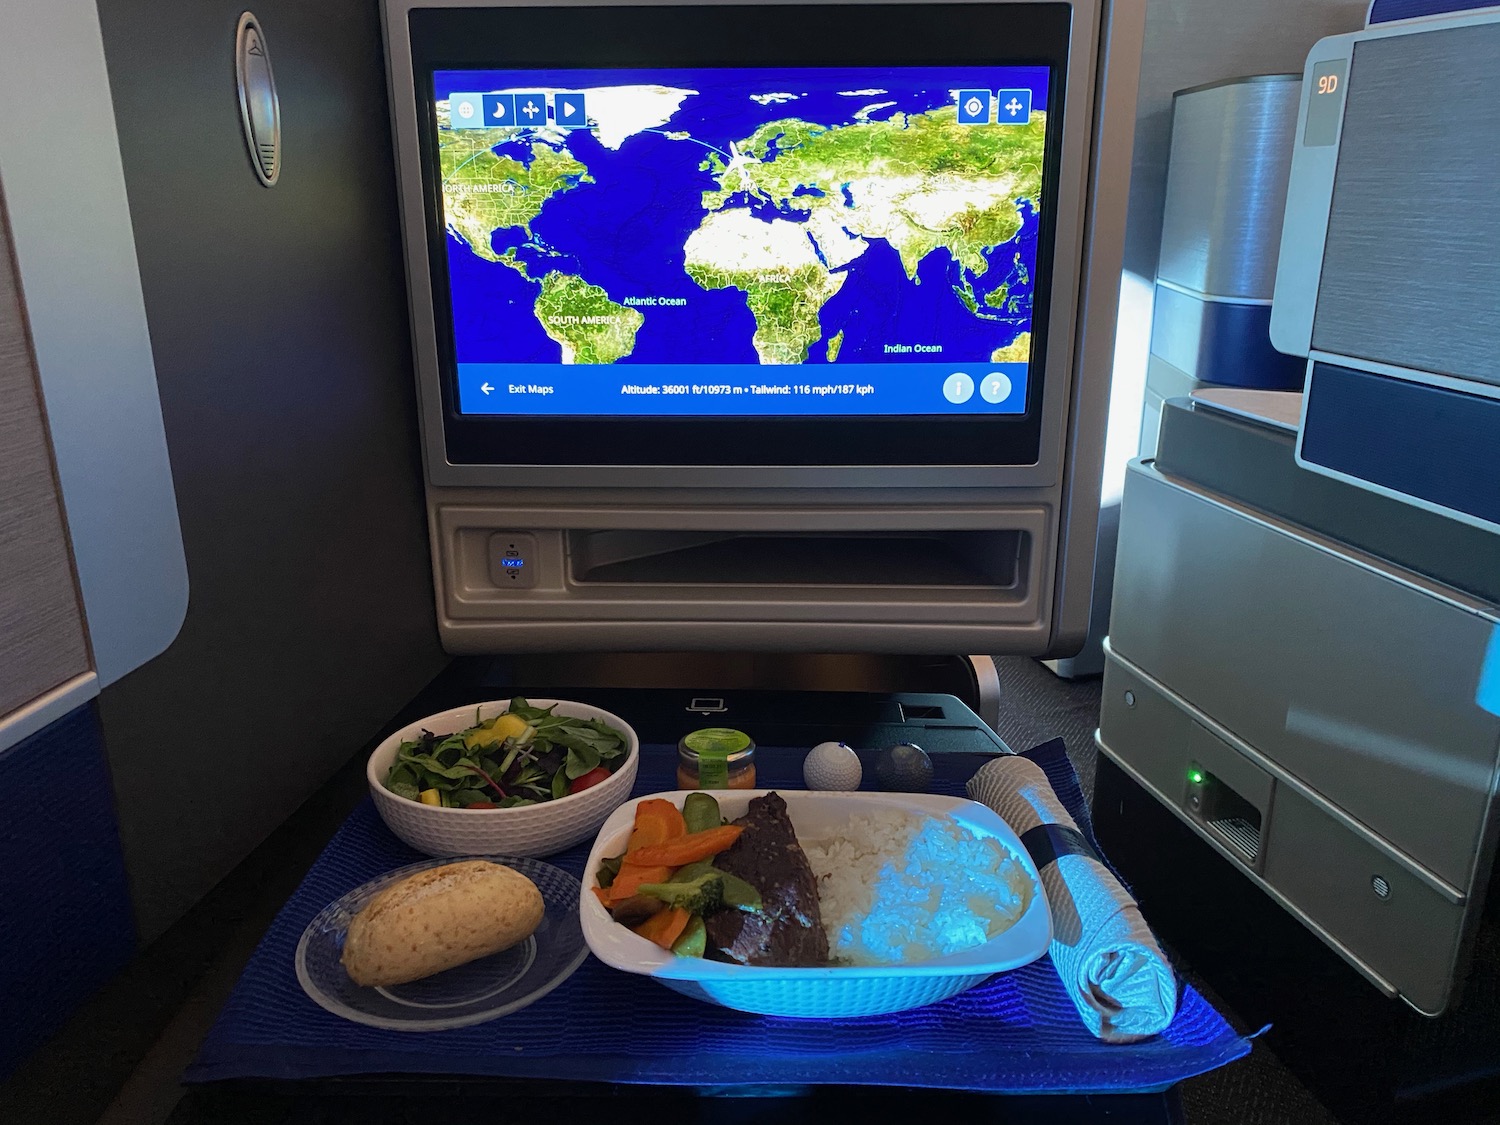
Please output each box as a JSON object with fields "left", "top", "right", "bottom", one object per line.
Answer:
{"left": 341, "top": 860, "right": 544, "bottom": 987}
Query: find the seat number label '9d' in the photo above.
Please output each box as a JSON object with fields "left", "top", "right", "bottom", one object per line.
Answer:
{"left": 1304, "top": 59, "right": 1349, "bottom": 147}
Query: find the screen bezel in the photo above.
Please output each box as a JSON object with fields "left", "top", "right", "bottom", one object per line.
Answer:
{"left": 406, "top": 3, "right": 1073, "bottom": 468}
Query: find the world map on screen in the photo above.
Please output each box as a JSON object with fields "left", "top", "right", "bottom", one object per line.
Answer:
{"left": 434, "top": 67, "right": 1049, "bottom": 415}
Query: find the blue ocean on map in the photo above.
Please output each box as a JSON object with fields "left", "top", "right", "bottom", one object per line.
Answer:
{"left": 437, "top": 66, "right": 1050, "bottom": 372}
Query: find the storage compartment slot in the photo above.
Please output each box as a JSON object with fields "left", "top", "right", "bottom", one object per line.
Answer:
{"left": 1191, "top": 766, "right": 1264, "bottom": 863}
{"left": 567, "top": 530, "right": 1026, "bottom": 589}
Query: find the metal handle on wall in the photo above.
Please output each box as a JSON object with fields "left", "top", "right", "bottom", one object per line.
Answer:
{"left": 235, "top": 12, "right": 280, "bottom": 186}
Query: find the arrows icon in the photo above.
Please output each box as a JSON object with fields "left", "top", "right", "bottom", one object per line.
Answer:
{"left": 993, "top": 89, "right": 1031, "bottom": 125}
{"left": 480, "top": 382, "right": 494, "bottom": 395}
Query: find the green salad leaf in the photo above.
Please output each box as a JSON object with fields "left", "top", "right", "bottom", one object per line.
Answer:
{"left": 507, "top": 697, "right": 558, "bottom": 722}
{"left": 453, "top": 789, "right": 497, "bottom": 807}
{"left": 383, "top": 698, "right": 628, "bottom": 808}
{"left": 403, "top": 754, "right": 490, "bottom": 783}
{"left": 564, "top": 745, "right": 601, "bottom": 779}
{"left": 385, "top": 763, "right": 422, "bottom": 801}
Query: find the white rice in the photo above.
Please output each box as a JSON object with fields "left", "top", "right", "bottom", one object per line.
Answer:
{"left": 804, "top": 809, "right": 1034, "bottom": 966}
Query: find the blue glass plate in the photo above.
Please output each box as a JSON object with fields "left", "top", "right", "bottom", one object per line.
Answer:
{"left": 295, "top": 855, "right": 587, "bottom": 1031}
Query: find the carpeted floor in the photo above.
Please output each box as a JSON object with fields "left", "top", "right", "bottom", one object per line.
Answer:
{"left": 987, "top": 655, "right": 1103, "bottom": 800}
{"left": 987, "top": 657, "right": 1342, "bottom": 1125}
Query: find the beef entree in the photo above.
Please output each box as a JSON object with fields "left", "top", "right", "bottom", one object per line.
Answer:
{"left": 594, "top": 789, "right": 1033, "bottom": 967}
{"left": 704, "top": 792, "right": 828, "bottom": 966}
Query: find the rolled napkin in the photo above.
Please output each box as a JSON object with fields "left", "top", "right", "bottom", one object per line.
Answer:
{"left": 968, "top": 749, "right": 1178, "bottom": 1042}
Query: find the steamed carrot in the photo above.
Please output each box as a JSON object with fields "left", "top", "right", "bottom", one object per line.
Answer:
{"left": 627, "top": 799, "right": 687, "bottom": 853}
{"left": 633, "top": 905, "right": 692, "bottom": 950}
{"left": 621, "top": 824, "right": 743, "bottom": 868}
{"left": 607, "top": 863, "right": 675, "bottom": 904}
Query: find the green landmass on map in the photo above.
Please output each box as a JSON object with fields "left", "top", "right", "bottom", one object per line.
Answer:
{"left": 687, "top": 260, "right": 844, "bottom": 365}
{"left": 533, "top": 272, "right": 645, "bottom": 364}
{"left": 699, "top": 105, "right": 1045, "bottom": 279}
{"left": 441, "top": 136, "right": 591, "bottom": 262}
{"left": 496, "top": 248, "right": 531, "bottom": 278}
{"left": 437, "top": 93, "right": 1044, "bottom": 366}
{"left": 954, "top": 276, "right": 980, "bottom": 314}
{"left": 990, "top": 332, "right": 1032, "bottom": 363}
{"left": 683, "top": 211, "right": 847, "bottom": 365}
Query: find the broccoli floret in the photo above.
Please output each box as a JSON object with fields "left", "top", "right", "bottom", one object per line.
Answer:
{"left": 636, "top": 871, "right": 724, "bottom": 915}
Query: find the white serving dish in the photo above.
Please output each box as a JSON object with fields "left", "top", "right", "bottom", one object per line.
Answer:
{"left": 581, "top": 789, "right": 1052, "bottom": 1019}
{"left": 367, "top": 699, "right": 639, "bottom": 858}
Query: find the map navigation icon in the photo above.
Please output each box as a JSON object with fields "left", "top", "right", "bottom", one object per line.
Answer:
{"left": 449, "top": 93, "right": 484, "bottom": 128}
{"left": 555, "top": 93, "right": 588, "bottom": 127}
{"left": 956, "top": 90, "right": 991, "bottom": 125}
{"left": 995, "top": 89, "right": 1032, "bottom": 125}
{"left": 481, "top": 94, "right": 516, "bottom": 126}
{"left": 980, "top": 371, "right": 1013, "bottom": 404}
{"left": 943, "top": 372, "right": 976, "bottom": 404}
{"left": 516, "top": 93, "right": 547, "bottom": 124}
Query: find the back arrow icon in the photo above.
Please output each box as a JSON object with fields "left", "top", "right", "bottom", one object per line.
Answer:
{"left": 480, "top": 382, "right": 494, "bottom": 394}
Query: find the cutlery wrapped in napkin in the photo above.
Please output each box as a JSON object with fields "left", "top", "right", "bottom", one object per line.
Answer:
{"left": 968, "top": 746, "right": 1177, "bottom": 1042}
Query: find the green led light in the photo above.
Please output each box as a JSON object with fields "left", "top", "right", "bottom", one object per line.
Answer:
{"left": 1188, "top": 769, "right": 1204, "bottom": 785}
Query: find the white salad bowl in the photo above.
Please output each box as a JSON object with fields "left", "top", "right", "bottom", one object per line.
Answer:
{"left": 367, "top": 699, "right": 639, "bottom": 858}
{"left": 581, "top": 789, "right": 1052, "bottom": 1019}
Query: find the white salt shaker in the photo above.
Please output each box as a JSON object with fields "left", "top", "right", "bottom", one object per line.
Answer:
{"left": 803, "top": 741, "right": 863, "bottom": 791}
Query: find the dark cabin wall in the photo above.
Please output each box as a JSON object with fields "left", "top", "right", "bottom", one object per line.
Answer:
{"left": 94, "top": 0, "right": 448, "bottom": 941}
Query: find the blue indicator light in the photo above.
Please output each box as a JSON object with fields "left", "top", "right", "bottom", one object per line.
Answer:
{"left": 501, "top": 558, "right": 525, "bottom": 568}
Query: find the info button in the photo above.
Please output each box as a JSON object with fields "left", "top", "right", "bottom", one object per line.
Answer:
{"left": 943, "top": 372, "right": 975, "bottom": 404}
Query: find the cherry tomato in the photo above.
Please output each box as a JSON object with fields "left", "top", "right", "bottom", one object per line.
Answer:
{"left": 569, "top": 766, "right": 612, "bottom": 794}
{"left": 466, "top": 801, "right": 498, "bottom": 809}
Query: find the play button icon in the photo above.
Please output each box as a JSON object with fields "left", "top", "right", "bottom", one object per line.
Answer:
{"left": 555, "top": 93, "right": 588, "bottom": 127}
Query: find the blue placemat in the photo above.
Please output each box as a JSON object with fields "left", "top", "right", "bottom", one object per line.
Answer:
{"left": 187, "top": 741, "right": 1249, "bottom": 1093}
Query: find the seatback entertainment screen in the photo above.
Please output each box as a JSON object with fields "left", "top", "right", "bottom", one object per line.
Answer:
{"left": 432, "top": 65, "right": 1050, "bottom": 417}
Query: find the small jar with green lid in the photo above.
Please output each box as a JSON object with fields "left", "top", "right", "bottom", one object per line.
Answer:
{"left": 677, "top": 728, "right": 757, "bottom": 790}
